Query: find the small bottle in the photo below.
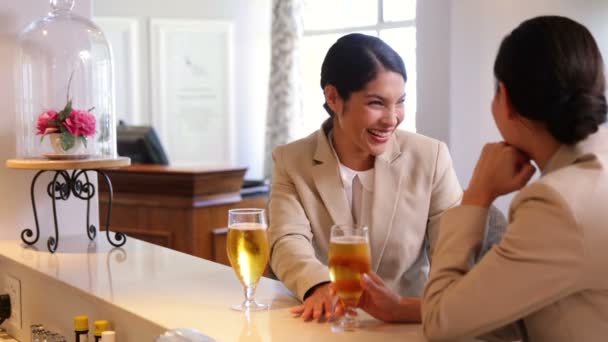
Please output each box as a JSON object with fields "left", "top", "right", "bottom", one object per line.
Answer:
{"left": 101, "top": 331, "right": 115, "bottom": 342}
{"left": 39, "top": 329, "right": 51, "bottom": 342}
{"left": 94, "top": 320, "right": 109, "bottom": 342}
{"left": 31, "top": 324, "right": 44, "bottom": 342}
{"left": 74, "top": 315, "right": 89, "bottom": 342}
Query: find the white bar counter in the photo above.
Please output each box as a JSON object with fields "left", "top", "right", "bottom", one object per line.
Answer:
{"left": 0, "top": 236, "right": 428, "bottom": 341}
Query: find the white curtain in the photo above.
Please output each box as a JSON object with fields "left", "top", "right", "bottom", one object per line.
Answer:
{"left": 264, "top": 0, "right": 304, "bottom": 178}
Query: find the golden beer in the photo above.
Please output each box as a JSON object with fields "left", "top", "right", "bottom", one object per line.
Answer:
{"left": 328, "top": 236, "right": 371, "bottom": 307}
{"left": 227, "top": 223, "right": 269, "bottom": 287}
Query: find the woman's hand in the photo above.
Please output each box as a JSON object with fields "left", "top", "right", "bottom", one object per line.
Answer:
{"left": 358, "top": 272, "right": 421, "bottom": 323}
{"left": 464, "top": 142, "right": 536, "bottom": 207}
{"left": 290, "top": 283, "right": 333, "bottom": 322}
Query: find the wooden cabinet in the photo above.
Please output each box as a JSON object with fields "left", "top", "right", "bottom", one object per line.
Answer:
{"left": 99, "top": 165, "right": 268, "bottom": 266}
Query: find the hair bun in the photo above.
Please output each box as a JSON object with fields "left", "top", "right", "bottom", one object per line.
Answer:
{"left": 493, "top": 16, "right": 607, "bottom": 145}
{"left": 546, "top": 92, "right": 607, "bottom": 144}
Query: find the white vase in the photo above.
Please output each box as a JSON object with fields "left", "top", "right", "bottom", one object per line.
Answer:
{"left": 49, "top": 133, "right": 82, "bottom": 154}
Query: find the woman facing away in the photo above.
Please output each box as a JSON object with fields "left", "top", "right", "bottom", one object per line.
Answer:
{"left": 418, "top": 16, "right": 608, "bottom": 341}
{"left": 267, "top": 33, "right": 465, "bottom": 322}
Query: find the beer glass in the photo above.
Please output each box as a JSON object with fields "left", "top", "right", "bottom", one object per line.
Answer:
{"left": 328, "top": 224, "right": 371, "bottom": 331}
{"left": 227, "top": 208, "right": 270, "bottom": 311}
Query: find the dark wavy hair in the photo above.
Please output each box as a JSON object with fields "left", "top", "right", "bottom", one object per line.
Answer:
{"left": 320, "top": 33, "right": 407, "bottom": 116}
{"left": 494, "top": 15, "right": 607, "bottom": 145}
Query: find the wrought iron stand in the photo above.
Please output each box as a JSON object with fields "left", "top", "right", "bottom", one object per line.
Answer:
{"left": 6, "top": 157, "right": 131, "bottom": 253}
{"left": 21, "top": 169, "right": 126, "bottom": 253}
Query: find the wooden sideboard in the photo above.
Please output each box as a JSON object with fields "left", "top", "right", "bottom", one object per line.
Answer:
{"left": 99, "top": 165, "right": 268, "bottom": 266}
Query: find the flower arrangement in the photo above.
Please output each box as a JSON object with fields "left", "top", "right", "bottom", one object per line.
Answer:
{"left": 36, "top": 73, "right": 96, "bottom": 152}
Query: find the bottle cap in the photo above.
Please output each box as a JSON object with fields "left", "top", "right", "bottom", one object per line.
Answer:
{"left": 30, "top": 323, "right": 44, "bottom": 331}
{"left": 94, "top": 320, "right": 109, "bottom": 336}
{"left": 101, "top": 331, "right": 116, "bottom": 342}
{"left": 74, "top": 315, "right": 89, "bottom": 332}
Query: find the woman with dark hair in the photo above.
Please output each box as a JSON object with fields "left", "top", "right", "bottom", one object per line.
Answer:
{"left": 268, "top": 33, "right": 464, "bottom": 322}
{"left": 417, "top": 16, "right": 608, "bottom": 341}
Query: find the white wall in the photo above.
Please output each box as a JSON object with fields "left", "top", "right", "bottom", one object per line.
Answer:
{"left": 0, "top": 0, "right": 99, "bottom": 242}
{"left": 418, "top": 0, "right": 608, "bottom": 213}
{"left": 416, "top": 0, "right": 451, "bottom": 145}
{"left": 92, "top": 0, "right": 271, "bottom": 180}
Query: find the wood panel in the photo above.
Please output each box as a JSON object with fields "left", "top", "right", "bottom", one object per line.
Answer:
{"left": 111, "top": 227, "right": 173, "bottom": 248}
{"left": 6, "top": 156, "right": 130, "bottom": 170}
{"left": 99, "top": 165, "right": 268, "bottom": 264}
{"left": 98, "top": 164, "right": 246, "bottom": 198}
{"left": 212, "top": 228, "right": 229, "bottom": 266}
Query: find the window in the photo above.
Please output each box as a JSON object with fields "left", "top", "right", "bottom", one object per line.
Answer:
{"left": 297, "top": 0, "right": 417, "bottom": 139}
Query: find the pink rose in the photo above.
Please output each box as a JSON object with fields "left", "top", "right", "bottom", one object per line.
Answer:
{"left": 36, "top": 110, "right": 59, "bottom": 135}
{"left": 64, "top": 110, "right": 96, "bottom": 137}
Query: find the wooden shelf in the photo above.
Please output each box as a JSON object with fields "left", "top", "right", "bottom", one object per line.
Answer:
{"left": 5, "top": 157, "right": 131, "bottom": 170}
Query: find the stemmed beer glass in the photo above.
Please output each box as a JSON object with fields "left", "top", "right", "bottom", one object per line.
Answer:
{"left": 227, "top": 208, "right": 270, "bottom": 311}
{"left": 328, "top": 224, "right": 371, "bottom": 331}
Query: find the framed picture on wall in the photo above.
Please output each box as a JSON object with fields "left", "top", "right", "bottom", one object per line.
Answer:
{"left": 150, "top": 19, "right": 235, "bottom": 166}
{"left": 93, "top": 16, "right": 141, "bottom": 125}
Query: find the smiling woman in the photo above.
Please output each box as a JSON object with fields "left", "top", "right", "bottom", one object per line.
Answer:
{"left": 322, "top": 34, "right": 406, "bottom": 170}
{"left": 326, "top": 69, "right": 406, "bottom": 169}
{"left": 268, "top": 33, "right": 465, "bottom": 324}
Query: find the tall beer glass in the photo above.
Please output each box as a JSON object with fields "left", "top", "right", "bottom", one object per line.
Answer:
{"left": 227, "top": 208, "right": 270, "bottom": 311}
{"left": 328, "top": 224, "right": 371, "bottom": 331}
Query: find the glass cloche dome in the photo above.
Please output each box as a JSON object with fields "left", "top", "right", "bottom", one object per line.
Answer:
{"left": 15, "top": 0, "right": 116, "bottom": 160}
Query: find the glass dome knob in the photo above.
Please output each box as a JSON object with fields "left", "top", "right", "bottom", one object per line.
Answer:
{"left": 50, "top": 0, "right": 75, "bottom": 12}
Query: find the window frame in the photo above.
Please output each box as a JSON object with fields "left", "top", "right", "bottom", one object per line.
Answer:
{"left": 298, "top": 0, "right": 418, "bottom": 137}
{"left": 303, "top": 1, "right": 416, "bottom": 37}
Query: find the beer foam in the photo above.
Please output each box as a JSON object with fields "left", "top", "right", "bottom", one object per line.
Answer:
{"left": 330, "top": 236, "right": 367, "bottom": 244}
{"left": 229, "top": 222, "right": 267, "bottom": 230}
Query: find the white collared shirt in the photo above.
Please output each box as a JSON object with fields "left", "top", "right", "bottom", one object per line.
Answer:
{"left": 338, "top": 163, "right": 374, "bottom": 226}
{"left": 328, "top": 132, "right": 375, "bottom": 226}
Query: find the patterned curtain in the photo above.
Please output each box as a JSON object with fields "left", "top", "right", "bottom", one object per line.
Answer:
{"left": 264, "top": 0, "right": 304, "bottom": 178}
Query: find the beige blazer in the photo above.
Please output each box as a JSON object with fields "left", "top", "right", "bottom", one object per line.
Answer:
{"left": 269, "top": 121, "right": 463, "bottom": 300}
{"left": 423, "top": 128, "right": 608, "bottom": 342}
